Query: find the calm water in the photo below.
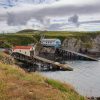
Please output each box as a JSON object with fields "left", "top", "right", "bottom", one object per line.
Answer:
{"left": 41, "top": 60, "right": 100, "bottom": 97}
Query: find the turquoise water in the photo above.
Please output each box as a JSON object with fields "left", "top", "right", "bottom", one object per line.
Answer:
{"left": 42, "top": 60, "right": 100, "bottom": 97}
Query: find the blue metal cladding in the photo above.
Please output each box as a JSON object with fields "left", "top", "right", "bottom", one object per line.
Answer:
{"left": 54, "top": 40, "right": 61, "bottom": 48}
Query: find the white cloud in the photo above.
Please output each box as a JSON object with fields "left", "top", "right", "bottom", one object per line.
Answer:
{"left": 0, "top": 0, "right": 100, "bottom": 32}
{"left": 57, "top": 0, "right": 99, "bottom": 5}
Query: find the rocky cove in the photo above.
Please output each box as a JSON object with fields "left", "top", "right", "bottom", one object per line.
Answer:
{"left": 38, "top": 33, "right": 100, "bottom": 61}
{"left": 40, "top": 33, "right": 100, "bottom": 98}
{"left": 0, "top": 31, "right": 100, "bottom": 99}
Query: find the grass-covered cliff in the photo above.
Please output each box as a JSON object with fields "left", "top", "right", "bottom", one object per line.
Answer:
{"left": 0, "top": 52, "right": 86, "bottom": 100}
{"left": 0, "top": 31, "right": 100, "bottom": 48}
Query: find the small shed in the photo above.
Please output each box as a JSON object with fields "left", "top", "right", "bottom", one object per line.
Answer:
{"left": 12, "top": 46, "right": 35, "bottom": 56}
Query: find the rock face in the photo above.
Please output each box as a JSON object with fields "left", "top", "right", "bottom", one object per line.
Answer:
{"left": 62, "top": 34, "right": 100, "bottom": 53}
{"left": 62, "top": 38, "right": 82, "bottom": 52}
{"left": 91, "top": 35, "right": 100, "bottom": 52}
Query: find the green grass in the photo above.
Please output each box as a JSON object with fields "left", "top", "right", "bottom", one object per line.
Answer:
{"left": 0, "top": 30, "right": 100, "bottom": 48}
{"left": 45, "top": 79, "right": 69, "bottom": 92}
{"left": 0, "top": 34, "right": 35, "bottom": 48}
{"left": 45, "top": 79, "right": 86, "bottom": 100}
{"left": 14, "top": 31, "right": 100, "bottom": 41}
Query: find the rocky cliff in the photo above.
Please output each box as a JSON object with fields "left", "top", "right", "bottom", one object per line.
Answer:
{"left": 62, "top": 34, "right": 100, "bottom": 54}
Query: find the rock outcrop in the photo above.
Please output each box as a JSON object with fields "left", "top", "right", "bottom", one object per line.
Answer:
{"left": 62, "top": 34, "right": 100, "bottom": 53}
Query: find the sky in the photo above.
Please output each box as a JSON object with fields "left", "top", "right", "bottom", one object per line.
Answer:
{"left": 0, "top": 0, "right": 100, "bottom": 32}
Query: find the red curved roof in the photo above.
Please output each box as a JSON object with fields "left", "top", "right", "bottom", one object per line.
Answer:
{"left": 13, "top": 46, "right": 33, "bottom": 50}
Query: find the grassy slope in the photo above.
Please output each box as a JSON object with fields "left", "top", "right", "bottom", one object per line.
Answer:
{"left": 0, "top": 31, "right": 100, "bottom": 48}
{"left": 0, "top": 52, "right": 14, "bottom": 65}
{"left": 0, "top": 34, "right": 35, "bottom": 47}
{"left": 0, "top": 52, "right": 86, "bottom": 100}
{"left": 15, "top": 31, "right": 100, "bottom": 42}
{"left": 0, "top": 63, "right": 86, "bottom": 100}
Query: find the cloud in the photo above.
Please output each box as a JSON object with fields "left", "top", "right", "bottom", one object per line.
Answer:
{"left": 0, "top": 0, "right": 100, "bottom": 27}
{"left": 34, "top": 4, "right": 100, "bottom": 17}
